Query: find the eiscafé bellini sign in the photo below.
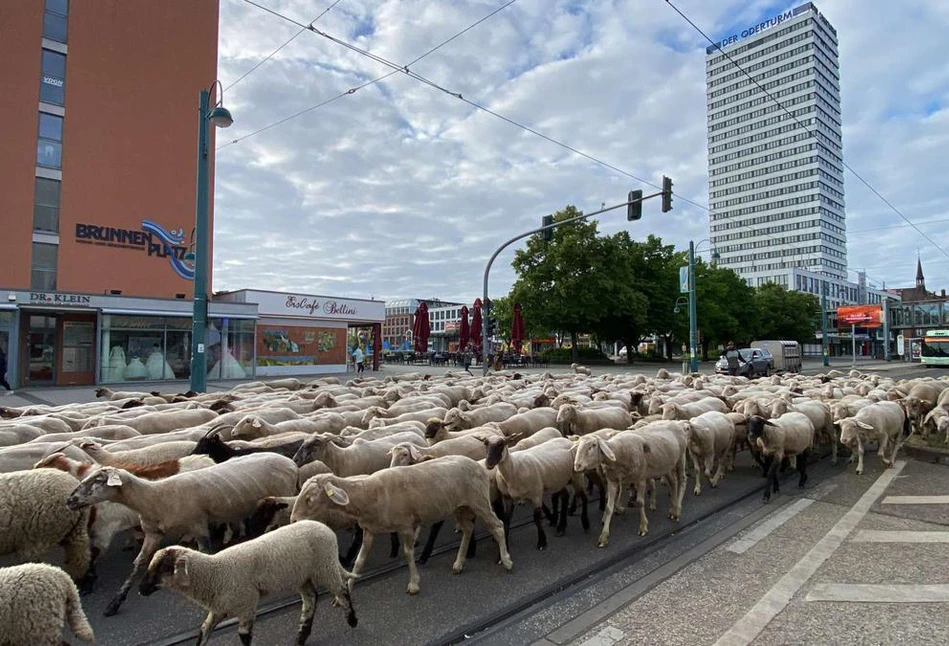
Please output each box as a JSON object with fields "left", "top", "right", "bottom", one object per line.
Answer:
{"left": 246, "top": 291, "right": 385, "bottom": 322}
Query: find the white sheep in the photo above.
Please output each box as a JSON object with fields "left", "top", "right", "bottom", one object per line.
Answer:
{"left": 0, "top": 563, "right": 95, "bottom": 645}
{"left": 66, "top": 452, "right": 298, "bottom": 616}
{"left": 0, "top": 469, "right": 93, "bottom": 589}
{"left": 442, "top": 402, "right": 518, "bottom": 431}
{"left": 660, "top": 396, "right": 728, "bottom": 420}
{"left": 571, "top": 363, "right": 592, "bottom": 376}
{"left": 555, "top": 404, "right": 632, "bottom": 437}
{"left": 292, "top": 456, "right": 513, "bottom": 595}
{"left": 496, "top": 407, "right": 559, "bottom": 438}
{"left": 746, "top": 413, "right": 815, "bottom": 502}
{"left": 388, "top": 434, "right": 489, "bottom": 466}
{"left": 75, "top": 438, "right": 198, "bottom": 466}
{"left": 687, "top": 411, "right": 736, "bottom": 495}
{"left": 838, "top": 401, "right": 909, "bottom": 475}
{"left": 139, "top": 520, "right": 357, "bottom": 645}
{"left": 292, "top": 431, "right": 427, "bottom": 475}
{"left": 82, "top": 408, "right": 218, "bottom": 434}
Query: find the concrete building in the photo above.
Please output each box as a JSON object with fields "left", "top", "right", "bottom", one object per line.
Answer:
{"left": 706, "top": 3, "right": 855, "bottom": 300}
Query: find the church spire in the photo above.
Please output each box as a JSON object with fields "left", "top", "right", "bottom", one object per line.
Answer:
{"left": 916, "top": 253, "right": 925, "bottom": 290}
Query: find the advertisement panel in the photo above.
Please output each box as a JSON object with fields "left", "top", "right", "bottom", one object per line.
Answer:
{"left": 255, "top": 325, "right": 346, "bottom": 367}
{"left": 837, "top": 305, "right": 883, "bottom": 328}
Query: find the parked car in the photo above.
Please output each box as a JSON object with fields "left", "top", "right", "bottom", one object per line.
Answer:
{"left": 715, "top": 347, "right": 774, "bottom": 377}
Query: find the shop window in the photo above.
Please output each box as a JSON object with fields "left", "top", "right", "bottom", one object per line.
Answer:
{"left": 30, "top": 242, "right": 58, "bottom": 290}
{"left": 40, "top": 49, "right": 66, "bottom": 105}
{"left": 222, "top": 318, "right": 255, "bottom": 378}
{"left": 43, "top": 0, "right": 68, "bottom": 43}
{"left": 37, "top": 113, "right": 64, "bottom": 169}
{"left": 33, "top": 177, "right": 61, "bottom": 233}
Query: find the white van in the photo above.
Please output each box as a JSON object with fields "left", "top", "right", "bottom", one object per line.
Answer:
{"left": 751, "top": 340, "right": 802, "bottom": 373}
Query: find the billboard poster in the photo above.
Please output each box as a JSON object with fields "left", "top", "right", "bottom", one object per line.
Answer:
{"left": 837, "top": 305, "right": 883, "bottom": 328}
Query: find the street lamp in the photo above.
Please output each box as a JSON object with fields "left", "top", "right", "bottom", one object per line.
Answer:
{"left": 190, "top": 80, "right": 233, "bottom": 393}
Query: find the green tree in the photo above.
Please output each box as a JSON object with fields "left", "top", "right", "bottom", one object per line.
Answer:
{"left": 488, "top": 295, "right": 512, "bottom": 346}
{"left": 693, "top": 261, "right": 757, "bottom": 358}
{"left": 752, "top": 283, "right": 820, "bottom": 343}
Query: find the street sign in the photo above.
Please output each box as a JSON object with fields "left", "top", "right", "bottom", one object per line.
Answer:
{"left": 897, "top": 333, "right": 905, "bottom": 356}
{"left": 679, "top": 266, "right": 689, "bottom": 293}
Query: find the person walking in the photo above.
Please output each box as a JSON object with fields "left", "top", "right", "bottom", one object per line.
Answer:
{"left": 723, "top": 341, "right": 741, "bottom": 377}
{"left": 352, "top": 346, "right": 365, "bottom": 374}
{"left": 462, "top": 344, "right": 473, "bottom": 373}
{"left": 0, "top": 347, "right": 12, "bottom": 394}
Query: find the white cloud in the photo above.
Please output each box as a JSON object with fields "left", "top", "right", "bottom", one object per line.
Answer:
{"left": 212, "top": 0, "right": 949, "bottom": 302}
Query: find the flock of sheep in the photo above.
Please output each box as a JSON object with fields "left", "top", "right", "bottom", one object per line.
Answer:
{"left": 1, "top": 364, "right": 946, "bottom": 645}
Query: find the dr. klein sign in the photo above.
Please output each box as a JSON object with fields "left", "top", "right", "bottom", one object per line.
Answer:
{"left": 713, "top": 9, "right": 795, "bottom": 50}
{"left": 74, "top": 219, "right": 194, "bottom": 280}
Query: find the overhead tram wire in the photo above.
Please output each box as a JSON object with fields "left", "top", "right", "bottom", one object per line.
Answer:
{"left": 663, "top": 0, "right": 949, "bottom": 261}
{"left": 236, "top": 0, "right": 781, "bottom": 254}
{"left": 221, "top": 0, "right": 519, "bottom": 150}
{"left": 224, "top": 0, "right": 346, "bottom": 93}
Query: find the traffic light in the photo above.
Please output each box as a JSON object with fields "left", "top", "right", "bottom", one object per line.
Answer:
{"left": 542, "top": 214, "right": 554, "bottom": 241}
{"left": 486, "top": 317, "right": 496, "bottom": 337}
{"left": 627, "top": 189, "right": 643, "bottom": 221}
{"left": 661, "top": 175, "right": 673, "bottom": 213}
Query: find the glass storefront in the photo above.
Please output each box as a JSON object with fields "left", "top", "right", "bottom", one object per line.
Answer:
{"left": 99, "top": 315, "right": 256, "bottom": 383}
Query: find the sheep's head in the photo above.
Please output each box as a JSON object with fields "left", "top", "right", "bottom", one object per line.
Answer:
{"left": 246, "top": 497, "right": 291, "bottom": 539}
{"left": 292, "top": 434, "right": 332, "bottom": 467}
{"left": 745, "top": 415, "right": 777, "bottom": 444}
{"left": 573, "top": 436, "right": 613, "bottom": 472}
{"left": 361, "top": 406, "right": 384, "bottom": 426}
{"left": 314, "top": 392, "right": 336, "bottom": 408}
{"left": 94, "top": 387, "right": 110, "bottom": 399}
{"left": 140, "top": 547, "right": 190, "bottom": 596}
{"left": 423, "top": 418, "right": 446, "bottom": 440}
{"left": 660, "top": 403, "right": 680, "bottom": 421}
{"left": 76, "top": 439, "right": 104, "bottom": 455}
{"left": 231, "top": 416, "right": 264, "bottom": 441}
{"left": 532, "top": 393, "right": 551, "bottom": 408}
{"left": 483, "top": 435, "right": 510, "bottom": 469}
{"left": 388, "top": 443, "right": 422, "bottom": 467}
{"left": 292, "top": 476, "right": 352, "bottom": 524}
{"left": 443, "top": 408, "right": 466, "bottom": 432}
{"left": 67, "top": 466, "right": 124, "bottom": 509}
{"left": 838, "top": 418, "right": 873, "bottom": 444}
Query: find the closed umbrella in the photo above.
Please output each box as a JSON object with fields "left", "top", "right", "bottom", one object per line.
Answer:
{"left": 470, "top": 299, "right": 483, "bottom": 353}
{"left": 413, "top": 301, "right": 430, "bottom": 354}
{"left": 512, "top": 303, "right": 525, "bottom": 354}
{"left": 458, "top": 305, "right": 470, "bottom": 350}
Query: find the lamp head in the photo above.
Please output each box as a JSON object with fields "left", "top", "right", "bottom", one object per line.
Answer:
{"left": 208, "top": 106, "right": 233, "bottom": 128}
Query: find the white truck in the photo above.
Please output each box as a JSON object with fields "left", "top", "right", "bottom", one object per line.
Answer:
{"left": 751, "top": 340, "right": 802, "bottom": 373}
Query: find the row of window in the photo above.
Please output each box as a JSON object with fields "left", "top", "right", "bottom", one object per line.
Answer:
{"left": 709, "top": 114, "right": 814, "bottom": 149}
{"left": 709, "top": 126, "right": 812, "bottom": 163}
{"left": 712, "top": 178, "right": 826, "bottom": 212}
{"left": 710, "top": 93, "right": 842, "bottom": 150}
{"left": 708, "top": 77, "right": 817, "bottom": 120}
{"left": 710, "top": 142, "right": 815, "bottom": 176}
{"left": 716, "top": 231, "right": 821, "bottom": 254}
{"left": 707, "top": 26, "right": 812, "bottom": 77}
{"left": 820, "top": 218, "right": 846, "bottom": 237}
{"left": 712, "top": 214, "right": 822, "bottom": 240}
{"left": 707, "top": 17, "right": 810, "bottom": 68}
{"left": 709, "top": 155, "right": 835, "bottom": 187}
{"left": 708, "top": 43, "right": 815, "bottom": 89}
{"left": 711, "top": 49, "right": 841, "bottom": 107}
{"left": 710, "top": 93, "right": 817, "bottom": 136}
{"left": 711, "top": 205, "right": 820, "bottom": 230}
{"left": 710, "top": 167, "right": 826, "bottom": 199}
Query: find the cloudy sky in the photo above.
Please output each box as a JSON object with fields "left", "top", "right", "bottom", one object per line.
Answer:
{"left": 212, "top": 0, "right": 949, "bottom": 303}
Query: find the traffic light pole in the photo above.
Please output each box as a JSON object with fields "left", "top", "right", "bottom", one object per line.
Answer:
{"left": 480, "top": 192, "right": 662, "bottom": 376}
{"left": 821, "top": 283, "right": 830, "bottom": 367}
{"left": 688, "top": 241, "right": 698, "bottom": 373}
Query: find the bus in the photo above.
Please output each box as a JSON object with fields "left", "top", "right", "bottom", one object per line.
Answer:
{"left": 920, "top": 330, "right": 949, "bottom": 366}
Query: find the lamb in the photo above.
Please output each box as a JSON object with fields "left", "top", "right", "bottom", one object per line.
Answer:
{"left": 66, "top": 452, "right": 298, "bottom": 616}
{"left": 0, "top": 469, "right": 93, "bottom": 589}
{"left": 571, "top": 363, "right": 592, "bottom": 376}
{"left": 746, "top": 413, "right": 815, "bottom": 502}
{"left": 338, "top": 421, "right": 425, "bottom": 442}
{"left": 292, "top": 431, "right": 427, "bottom": 475}
{"left": 75, "top": 438, "right": 198, "bottom": 466}
{"left": 556, "top": 404, "right": 632, "bottom": 437}
{"left": 573, "top": 421, "right": 687, "bottom": 545}
{"left": 485, "top": 435, "right": 589, "bottom": 551}
{"left": 837, "top": 401, "right": 910, "bottom": 475}
{"left": 292, "top": 456, "right": 513, "bottom": 595}
{"left": 0, "top": 563, "right": 95, "bottom": 645}
{"left": 509, "top": 426, "right": 563, "bottom": 451}
{"left": 442, "top": 402, "right": 518, "bottom": 431}
{"left": 686, "top": 411, "right": 736, "bottom": 495}
{"left": 139, "top": 521, "right": 357, "bottom": 646}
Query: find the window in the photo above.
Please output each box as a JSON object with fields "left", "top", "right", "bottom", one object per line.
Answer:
{"left": 31, "top": 242, "right": 58, "bottom": 290}
{"left": 33, "top": 177, "right": 61, "bottom": 232}
{"left": 44, "top": 0, "right": 68, "bottom": 43}
{"left": 37, "top": 113, "right": 64, "bottom": 168}
{"left": 40, "top": 49, "right": 66, "bottom": 105}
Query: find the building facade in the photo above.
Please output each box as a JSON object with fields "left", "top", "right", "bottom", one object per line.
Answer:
{"left": 706, "top": 3, "right": 847, "bottom": 288}
{"left": 0, "top": 0, "right": 221, "bottom": 387}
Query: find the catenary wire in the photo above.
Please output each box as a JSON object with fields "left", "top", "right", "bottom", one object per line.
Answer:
{"left": 220, "top": 0, "right": 519, "bottom": 150}
{"left": 224, "top": 0, "right": 346, "bottom": 93}
{"left": 663, "top": 0, "right": 949, "bottom": 261}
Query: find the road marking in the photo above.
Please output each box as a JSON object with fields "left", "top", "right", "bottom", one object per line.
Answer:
{"left": 713, "top": 460, "right": 905, "bottom": 646}
{"left": 882, "top": 495, "right": 949, "bottom": 505}
{"left": 853, "top": 530, "right": 949, "bottom": 543}
{"left": 806, "top": 584, "right": 949, "bottom": 603}
{"left": 578, "top": 626, "right": 626, "bottom": 646}
{"left": 727, "top": 498, "right": 815, "bottom": 554}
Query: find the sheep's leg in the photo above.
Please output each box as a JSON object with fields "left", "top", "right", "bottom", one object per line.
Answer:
{"left": 237, "top": 614, "right": 255, "bottom": 646}
{"left": 542, "top": 498, "right": 558, "bottom": 525}
{"left": 614, "top": 482, "right": 627, "bottom": 514}
{"left": 388, "top": 532, "right": 400, "bottom": 558}
{"left": 340, "top": 526, "right": 362, "bottom": 569}
{"left": 855, "top": 437, "right": 866, "bottom": 475}
{"left": 710, "top": 454, "right": 727, "bottom": 488}
{"left": 797, "top": 449, "right": 809, "bottom": 490}
{"left": 636, "top": 480, "right": 650, "bottom": 536}
{"left": 470, "top": 496, "right": 512, "bottom": 571}
{"left": 501, "top": 497, "right": 514, "bottom": 550}
{"left": 351, "top": 530, "right": 374, "bottom": 577}
{"left": 827, "top": 425, "right": 839, "bottom": 465}
{"left": 533, "top": 505, "right": 548, "bottom": 550}
{"left": 104, "top": 532, "right": 161, "bottom": 617}
{"left": 691, "top": 451, "right": 703, "bottom": 496}
{"left": 599, "top": 478, "right": 618, "bottom": 547}
{"left": 763, "top": 455, "right": 780, "bottom": 503}
{"left": 62, "top": 513, "right": 93, "bottom": 593}
{"left": 555, "top": 489, "right": 569, "bottom": 537}
{"left": 398, "top": 529, "right": 422, "bottom": 595}
{"left": 578, "top": 486, "right": 590, "bottom": 532}
{"left": 418, "top": 521, "right": 444, "bottom": 566}
{"left": 297, "top": 582, "right": 316, "bottom": 646}
{"left": 877, "top": 433, "right": 890, "bottom": 462}
{"left": 452, "top": 512, "right": 475, "bottom": 574}
{"left": 666, "top": 471, "right": 682, "bottom": 522}
{"left": 196, "top": 611, "right": 226, "bottom": 646}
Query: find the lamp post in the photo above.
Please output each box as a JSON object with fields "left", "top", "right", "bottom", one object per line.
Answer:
{"left": 190, "top": 81, "right": 233, "bottom": 393}
{"left": 687, "top": 240, "right": 717, "bottom": 373}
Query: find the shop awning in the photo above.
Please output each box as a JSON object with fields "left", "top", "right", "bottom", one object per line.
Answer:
{"left": 101, "top": 308, "right": 257, "bottom": 319}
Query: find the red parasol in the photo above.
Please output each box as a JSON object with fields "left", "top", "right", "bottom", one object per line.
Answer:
{"left": 470, "top": 298, "right": 483, "bottom": 352}
{"left": 511, "top": 302, "right": 525, "bottom": 354}
{"left": 458, "top": 305, "right": 470, "bottom": 350}
{"left": 413, "top": 301, "right": 430, "bottom": 353}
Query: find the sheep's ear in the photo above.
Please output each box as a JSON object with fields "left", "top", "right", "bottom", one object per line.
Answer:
{"left": 106, "top": 469, "right": 122, "bottom": 487}
{"left": 408, "top": 444, "right": 422, "bottom": 461}
{"left": 323, "top": 482, "right": 350, "bottom": 506}
{"left": 174, "top": 553, "right": 191, "bottom": 585}
{"left": 252, "top": 418, "right": 262, "bottom": 428}
{"left": 597, "top": 438, "right": 616, "bottom": 462}
{"left": 856, "top": 421, "right": 874, "bottom": 430}
{"left": 764, "top": 420, "right": 778, "bottom": 427}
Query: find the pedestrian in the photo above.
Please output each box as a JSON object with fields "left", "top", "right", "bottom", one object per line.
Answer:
{"left": 352, "top": 346, "right": 365, "bottom": 374}
{"left": 0, "top": 346, "right": 12, "bottom": 394}
{"left": 462, "top": 344, "right": 473, "bottom": 373}
{"left": 723, "top": 341, "right": 741, "bottom": 377}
